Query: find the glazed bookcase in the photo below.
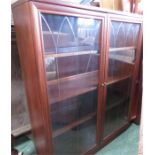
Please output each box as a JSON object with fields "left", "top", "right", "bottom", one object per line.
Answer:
{"left": 12, "top": 0, "right": 143, "bottom": 154}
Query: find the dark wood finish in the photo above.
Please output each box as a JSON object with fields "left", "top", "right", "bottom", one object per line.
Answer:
{"left": 96, "top": 17, "right": 107, "bottom": 144}
{"left": 134, "top": 85, "right": 142, "bottom": 124}
{"left": 98, "top": 15, "right": 110, "bottom": 147}
{"left": 12, "top": 0, "right": 143, "bottom": 154}
{"left": 133, "top": 42, "right": 143, "bottom": 124}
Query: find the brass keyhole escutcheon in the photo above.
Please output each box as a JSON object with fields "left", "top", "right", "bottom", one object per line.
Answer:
{"left": 101, "top": 83, "right": 104, "bottom": 87}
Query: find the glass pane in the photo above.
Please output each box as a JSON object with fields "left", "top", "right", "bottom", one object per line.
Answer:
{"left": 107, "top": 21, "right": 140, "bottom": 82}
{"left": 11, "top": 26, "right": 31, "bottom": 136}
{"left": 53, "top": 118, "right": 96, "bottom": 155}
{"left": 103, "top": 78, "right": 131, "bottom": 138}
{"left": 108, "top": 49, "right": 135, "bottom": 82}
{"left": 41, "top": 13, "right": 101, "bottom": 154}
{"left": 110, "top": 21, "right": 140, "bottom": 48}
{"left": 50, "top": 91, "right": 97, "bottom": 131}
{"left": 41, "top": 14, "right": 100, "bottom": 54}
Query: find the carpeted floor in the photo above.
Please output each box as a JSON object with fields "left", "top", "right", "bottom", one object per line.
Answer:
{"left": 96, "top": 124, "right": 140, "bottom": 155}
{"left": 14, "top": 123, "right": 140, "bottom": 155}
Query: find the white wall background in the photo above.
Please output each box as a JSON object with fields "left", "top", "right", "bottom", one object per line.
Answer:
{"left": 11, "top": 0, "right": 18, "bottom": 4}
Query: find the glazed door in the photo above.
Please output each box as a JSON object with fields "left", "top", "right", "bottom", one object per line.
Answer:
{"left": 40, "top": 13, "right": 102, "bottom": 154}
{"left": 102, "top": 18, "right": 141, "bottom": 138}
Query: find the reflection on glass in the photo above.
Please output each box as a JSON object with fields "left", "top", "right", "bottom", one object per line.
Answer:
{"left": 103, "top": 78, "right": 131, "bottom": 138}
{"left": 110, "top": 21, "right": 140, "bottom": 48}
{"left": 53, "top": 118, "right": 96, "bottom": 155}
{"left": 45, "top": 57, "right": 57, "bottom": 80}
{"left": 41, "top": 14, "right": 101, "bottom": 53}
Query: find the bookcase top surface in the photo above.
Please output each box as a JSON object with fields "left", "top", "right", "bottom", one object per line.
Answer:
{"left": 12, "top": 0, "right": 142, "bottom": 19}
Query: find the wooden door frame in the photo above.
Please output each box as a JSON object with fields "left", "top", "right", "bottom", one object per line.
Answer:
{"left": 101, "top": 14, "right": 143, "bottom": 145}
{"left": 13, "top": 1, "right": 107, "bottom": 154}
{"left": 34, "top": 2, "right": 108, "bottom": 154}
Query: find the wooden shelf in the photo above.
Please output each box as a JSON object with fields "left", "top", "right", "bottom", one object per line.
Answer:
{"left": 45, "top": 50, "right": 99, "bottom": 58}
{"left": 11, "top": 124, "right": 31, "bottom": 137}
{"left": 106, "top": 75, "right": 132, "bottom": 85}
{"left": 109, "top": 54, "right": 135, "bottom": 65}
{"left": 49, "top": 86, "right": 97, "bottom": 104}
{"left": 44, "top": 44, "right": 99, "bottom": 53}
{"left": 43, "top": 31, "right": 68, "bottom": 36}
{"left": 106, "top": 97, "right": 129, "bottom": 111}
{"left": 47, "top": 70, "right": 98, "bottom": 85}
{"left": 48, "top": 71, "right": 98, "bottom": 104}
{"left": 52, "top": 112, "right": 96, "bottom": 138}
{"left": 109, "top": 46, "right": 135, "bottom": 52}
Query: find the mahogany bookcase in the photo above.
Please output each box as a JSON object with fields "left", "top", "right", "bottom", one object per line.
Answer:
{"left": 12, "top": 0, "right": 143, "bottom": 154}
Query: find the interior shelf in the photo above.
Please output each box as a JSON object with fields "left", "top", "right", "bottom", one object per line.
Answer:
{"left": 43, "top": 44, "right": 99, "bottom": 53}
{"left": 49, "top": 86, "right": 97, "bottom": 104}
{"left": 43, "top": 31, "right": 68, "bottom": 35}
{"left": 48, "top": 71, "right": 98, "bottom": 104}
{"left": 12, "top": 124, "right": 31, "bottom": 137}
{"left": 109, "top": 46, "right": 135, "bottom": 64}
{"left": 45, "top": 50, "right": 99, "bottom": 58}
{"left": 109, "top": 55, "right": 135, "bottom": 64}
{"left": 109, "top": 46, "right": 135, "bottom": 52}
{"left": 106, "top": 75, "right": 132, "bottom": 85}
{"left": 52, "top": 112, "right": 96, "bottom": 138}
{"left": 47, "top": 70, "right": 98, "bottom": 85}
{"left": 106, "top": 97, "right": 129, "bottom": 111}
